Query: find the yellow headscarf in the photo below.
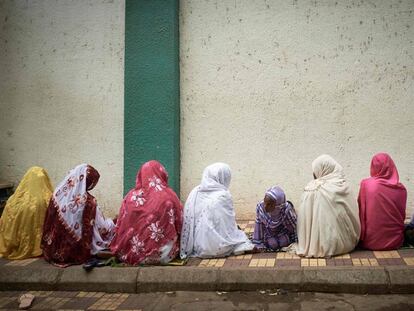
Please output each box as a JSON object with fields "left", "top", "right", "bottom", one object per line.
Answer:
{"left": 0, "top": 167, "right": 53, "bottom": 259}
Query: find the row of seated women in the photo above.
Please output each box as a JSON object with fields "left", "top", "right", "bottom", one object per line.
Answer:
{"left": 0, "top": 153, "right": 412, "bottom": 265}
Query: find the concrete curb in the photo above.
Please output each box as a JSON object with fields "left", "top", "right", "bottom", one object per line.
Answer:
{"left": 1, "top": 265, "right": 414, "bottom": 294}
{"left": 217, "top": 267, "right": 302, "bottom": 292}
{"left": 0, "top": 266, "right": 62, "bottom": 291}
{"left": 385, "top": 266, "right": 414, "bottom": 294}
{"left": 301, "top": 267, "right": 390, "bottom": 294}
{"left": 137, "top": 267, "right": 219, "bottom": 292}
{"left": 57, "top": 266, "right": 138, "bottom": 293}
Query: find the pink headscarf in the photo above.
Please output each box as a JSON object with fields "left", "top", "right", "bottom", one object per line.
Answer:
{"left": 358, "top": 153, "right": 407, "bottom": 250}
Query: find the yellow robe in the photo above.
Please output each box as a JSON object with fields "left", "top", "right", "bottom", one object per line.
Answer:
{"left": 0, "top": 167, "right": 53, "bottom": 259}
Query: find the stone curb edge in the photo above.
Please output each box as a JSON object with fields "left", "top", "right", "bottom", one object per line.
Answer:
{"left": 1, "top": 265, "right": 413, "bottom": 294}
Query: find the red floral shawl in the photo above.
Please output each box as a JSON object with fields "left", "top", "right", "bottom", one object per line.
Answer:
{"left": 110, "top": 160, "right": 183, "bottom": 265}
{"left": 41, "top": 165, "right": 100, "bottom": 265}
{"left": 358, "top": 153, "right": 407, "bottom": 250}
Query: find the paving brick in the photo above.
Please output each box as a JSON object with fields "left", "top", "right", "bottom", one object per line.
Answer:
{"left": 253, "top": 252, "right": 277, "bottom": 259}
{"left": 276, "top": 259, "right": 301, "bottom": 267}
{"left": 277, "top": 253, "right": 300, "bottom": 259}
{"left": 332, "top": 259, "right": 343, "bottom": 266}
{"left": 301, "top": 259, "right": 309, "bottom": 267}
{"left": 223, "top": 259, "right": 236, "bottom": 267}
{"left": 249, "top": 259, "right": 259, "bottom": 267}
{"left": 215, "top": 259, "right": 226, "bottom": 267}
{"left": 265, "top": 259, "right": 276, "bottom": 267}
{"left": 198, "top": 259, "right": 209, "bottom": 267}
{"left": 0, "top": 297, "right": 19, "bottom": 309}
{"left": 257, "top": 259, "right": 267, "bottom": 267}
{"left": 350, "top": 250, "right": 375, "bottom": 258}
{"left": 331, "top": 259, "right": 352, "bottom": 266}
{"left": 207, "top": 259, "right": 218, "bottom": 267}
{"left": 398, "top": 249, "right": 414, "bottom": 257}
{"left": 187, "top": 258, "right": 201, "bottom": 266}
{"left": 377, "top": 258, "right": 405, "bottom": 266}
{"left": 60, "top": 297, "right": 99, "bottom": 309}
{"left": 87, "top": 294, "right": 127, "bottom": 310}
{"left": 50, "top": 291, "right": 79, "bottom": 298}
{"left": 32, "top": 297, "right": 70, "bottom": 309}
{"left": 374, "top": 251, "right": 400, "bottom": 259}
{"left": 117, "top": 293, "right": 159, "bottom": 310}
{"left": 28, "top": 291, "right": 53, "bottom": 297}
{"left": 5, "top": 258, "right": 40, "bottom": 267}
{"left": 226, "top": 259, "right": 242, "bottom": 267}
{"left": 403, "top": 257, "right": 414, "bottom": 266}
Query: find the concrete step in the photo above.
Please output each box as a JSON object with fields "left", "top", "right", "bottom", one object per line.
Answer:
{"left": 0, "top": 257, "right": 413, "bottom": 294}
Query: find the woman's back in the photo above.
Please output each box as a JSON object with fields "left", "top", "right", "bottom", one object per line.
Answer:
{"left": 297, "top": 155, "right": 360, "bottom": 258}
{"left": 110, "top": 160, "right": 183, "bottom": 265}
{"left": 180, "top": 163, "right": 253, "bottom": 259}
{"left": 0, "top": 167, "right": 53, "bottom": 260}
{"left": 358, "top": 153, "right": 407, "bottom": 250}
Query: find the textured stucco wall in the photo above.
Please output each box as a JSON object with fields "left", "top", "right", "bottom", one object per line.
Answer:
{"left": 0, "top": 0, "right": 125, "bottom": 216}
{"left": 180, "top": 0, "right": 414, "bottom": 218}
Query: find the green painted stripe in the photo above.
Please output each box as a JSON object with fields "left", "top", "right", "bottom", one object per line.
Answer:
{"left": 124, "top": 0, "right": 180, "bottom": 194}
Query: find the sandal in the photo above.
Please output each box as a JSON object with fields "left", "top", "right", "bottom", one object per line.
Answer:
{"left": 83, "top": 258, "right": 99, "bottom": 271}
{"left": 18, "top": 293, "right": 34, "bottom": 310}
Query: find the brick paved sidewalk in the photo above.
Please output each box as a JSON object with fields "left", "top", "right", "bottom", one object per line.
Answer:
{"left": 186, "top": 220, "right": 414, "bottom": 268}
{"left": 1, "top": 220, "right": 413, "bottom": 295}
{"left": 2, "top": 290, "right": 414, "bottom": 311}
{"left": 0, "top": 291, "right": 135, "bottom": 310}
{"left": 2, "top": 220, "right": 414, "bottom": 270}
{"left": 1, "top": 291, "right": 414, "bottom": 311}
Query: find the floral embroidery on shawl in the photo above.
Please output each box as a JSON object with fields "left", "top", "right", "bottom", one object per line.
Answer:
{"left": 110, "top": 160, "right": 183, "bottom": 265}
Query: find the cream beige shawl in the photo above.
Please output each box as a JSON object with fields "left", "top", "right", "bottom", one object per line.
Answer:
{"left": 297, "top": 155, "right": 360, "bottom": 258}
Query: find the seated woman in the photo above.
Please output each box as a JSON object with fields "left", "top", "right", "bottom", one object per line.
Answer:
{"left": 180, "top": 162, "right": 253, "bottom": 259}
{"left": 0, "top": 167, "right": 53, "bottom": 260}
{"left": 110, "top": 160, "right": 183, "bottom": 265}
{"left": 297, "top": 155, "right": 360, "bottom": 258}
{"left": 358, "top": 153, "right": 407, "bottom": 250}
{"left": 252, "top": 186, "right": 297, "bottom": 251}
{"left": 41, "top": 164, "right": 115, "bottom": 265}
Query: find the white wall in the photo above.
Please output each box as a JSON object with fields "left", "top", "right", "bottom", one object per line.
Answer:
{"left": 180, "top": 0, "right": 414, "bottom": 219}
{"left": 0, "top": 0, "right": 125, "bottom": 216}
